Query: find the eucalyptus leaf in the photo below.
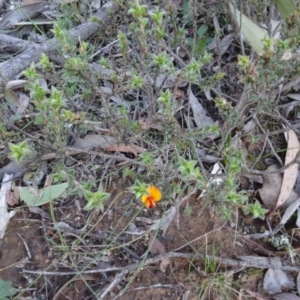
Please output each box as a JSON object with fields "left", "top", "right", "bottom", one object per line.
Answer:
{"left": 275, "top": 0, "right": 297, "bottom": 19}
{"left": 188, "top": 85, "right": 214, "bottom": 129}
{"left": 0, "top": 279, "right": 17, "bottom": 299}
{"left": 197, "top": 24, "right": 208, "bottom": 37}
{"left": 5, "top": 80, "right": 27, "bottom": 90}
{"left": 0, "top": 2, "right": 49, "bottom": 30}
{"left": 229, "top": 4, "right": 267, "bottom": 55}
{"left": 4, "top": 89, "right": 19, "bottom": 107}
{"left": 20, "top": 182, "right": 68, "bottom": 206}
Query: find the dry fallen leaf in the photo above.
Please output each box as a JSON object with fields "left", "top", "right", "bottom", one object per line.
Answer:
{"left": 188, "top": 86, "right": 214, "bottom": 130}
{"left": 0, "top": 160, "right": 27, "bottom": 182}
{"left": 6, "top": 80, "right": 27, "bottom": 90}
{"left": 174, "top": 88, "right": 185, "bottom": 100}
{"left": 275, "top": 129, "right": 300, "bottom": 210}
{"left": 138, "top": 119, "right": 164, "bottom": 131}
{"left": 159, "top": 255, "right": 170, "bottom": 273}
{"left": 0, "top": 2, "right": 49, "bottom": 30}
{"left": 148, "top": 232, "right": 170, "bottom": 272}
{"left": 104, "top": 143, "right": 144, "bottom": 157}
{"left": 162, "top": 0, "right": 183, "bottom": 11}
{"left": 148, "top": 232, "right": 166, "bottom": 255}
{"left": 287, "top": 93, "right": 300, "bottom": 101}
{"left": 16, "top": 92, "right": 29, "bottom": 115}
{"left": 139, "top": 113, "right": 175, "bottom": 131}
{"left": 74, "top": 134, "right": 144, "bottom": 157}
{"left": 6, "top": 186, "right": 21, "bottom": 206}
{"left": 272, "top": 293, "right": 300, "bottom": 300}
{"left": 259, "top": 164, "right": 299, "bottom": 210}
{"left": 259, "top": 164, "right": 282, "bottom": 210}
{"left": 263, "top": 269, "right": 295, "bottom": 294}
{"left": 43, "top": 175, "right": 52, "bottom": 188}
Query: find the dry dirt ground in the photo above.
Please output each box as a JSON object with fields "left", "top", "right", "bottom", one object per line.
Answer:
{"left": 1, "top": 1, "right": 300, "bottom": 300}
{"left": 0, "top": 184, "right": 271, "bottom": 300}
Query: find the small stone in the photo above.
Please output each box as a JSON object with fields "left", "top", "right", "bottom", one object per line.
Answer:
{"left": 122, "top": 198, "right": 130, "bottom": 205}
{"left": 153, "top": 209, "right": 160, "bottom": 216}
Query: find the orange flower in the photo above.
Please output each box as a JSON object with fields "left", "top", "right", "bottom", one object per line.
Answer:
{"left": 141, "top": 186, "right": 162, "bottom": 208}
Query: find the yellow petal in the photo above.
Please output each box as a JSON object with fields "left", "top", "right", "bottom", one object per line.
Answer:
{"left": 142, "top": 194, "right": 149, "bottom": 205}
{"left": 148, "top": 186, "right": 162, "bottom": 202}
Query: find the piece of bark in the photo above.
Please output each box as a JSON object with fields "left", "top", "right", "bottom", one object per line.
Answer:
{"left": 0, "top": 160, "right": 28, "bottom": 182}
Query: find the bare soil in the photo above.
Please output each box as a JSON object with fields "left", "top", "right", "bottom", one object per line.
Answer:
{"left": 0, "top": 187, "right": 266, "bottom": 300}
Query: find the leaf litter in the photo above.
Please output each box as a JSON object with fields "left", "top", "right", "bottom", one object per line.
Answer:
{"left": 275, "top": 129, "right": 300, "bottom": 210}
{"left": 272, "top": 293, "right": 300, "bottom": 300}
{"left": 73, "top": 134, "right": 145, "bottom": 157}
{"left": 1, "top": 0, "right": 300, "bottom": 299}
{"left": 0, "top": 174, "right": 16, "bottom": 239}
{"left": 148, "top": 232, "right": 170, "bottom": 273}
{"left": 259, "top": 164, "right": 283, "bottom": 210}
{"left": 0, "top": 2, "right": 50, "bottom": 30}
{"left": 263, "top": 269, "right": 295, "bottom": 294}
{"left": 259, "top": 129, "right": 300, "bottom": 211}
{"left": 188, "top": 85, "right": 214, "bottom": 130}
{"left": 229, "top": 3, "right": 268, "bottom": 55}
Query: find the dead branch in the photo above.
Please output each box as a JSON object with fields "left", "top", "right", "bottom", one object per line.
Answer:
{"left": 0, "top": 2, "right": 118, "bottom": 91}
{"left": 22, "top": 251, "right": 300, "bottom": 277}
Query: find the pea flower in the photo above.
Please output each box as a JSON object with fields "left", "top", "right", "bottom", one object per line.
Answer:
{"left": 141, "top": 186, "right": 162, "bottom": 208}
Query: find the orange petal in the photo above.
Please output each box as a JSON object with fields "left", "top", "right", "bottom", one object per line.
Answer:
{"left": 148, "top": 186, "right": 162, "bottom": 202}
{"left": 142, "top": 194, "right": 150, "bottom": 207}
{"left": 148, "top": 198, "right": 156, "bottom": 208}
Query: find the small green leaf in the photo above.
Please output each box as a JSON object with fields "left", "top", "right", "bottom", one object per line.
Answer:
{"left": 229, "top": 4, "right": 267, "bottom": 55}
{"left": 195, "top": 37, "right": 209, "bottom": 54}
{"left": 0, "top": 279, "right": 17, "bottom": 299}
{"left": 275, "top": 0, "right": 297, "bottom": 19}
{"left": 243, "top": 200, "right": 268, "bottom": 220}
{"left": 9, "top": 141, "right": 30, "bottom": 163}
{"left": 197, "top": 24, "right": 208, "bottom": 37}
{"left": 20, "top": 183, "right": 68, "bottom": 206}
{"left": 83, "top": 189, "right": 110, "bottom": 212}
{"left": 69, "top": 187, "right": 79, "bottom": 195}
{"left": 4, "top": 89, "right": 19, "bottom": 107}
